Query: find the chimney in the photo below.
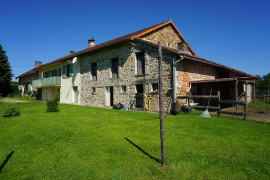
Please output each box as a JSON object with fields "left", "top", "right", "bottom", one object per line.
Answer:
{"left": 88, "top": 37, "right": 95, "bottom": 48}
{"left": 177, "top": 42, "right": 189, "bottom": 53}
{"left": 70, "top": 51, "right": 75, "bottom": 54}
{"left": 35, "top": 61, "right": 42, "bottom": 68}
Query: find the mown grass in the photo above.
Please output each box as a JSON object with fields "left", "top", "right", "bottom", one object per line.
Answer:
{"left": 0, "top": 101, "right": 269, "bottom": 179}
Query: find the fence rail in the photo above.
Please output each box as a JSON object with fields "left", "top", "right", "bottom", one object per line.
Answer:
{"left": 178, "top": 91, "right": 248, "bottom": 120}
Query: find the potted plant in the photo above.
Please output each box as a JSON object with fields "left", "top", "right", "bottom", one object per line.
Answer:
{"left": 173, "top": 99, "right": 182, "bottom": 115}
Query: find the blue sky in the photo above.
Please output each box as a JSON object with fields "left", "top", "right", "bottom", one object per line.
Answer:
{"left": 1, "top": 0, "right": 269, "bottom": 81}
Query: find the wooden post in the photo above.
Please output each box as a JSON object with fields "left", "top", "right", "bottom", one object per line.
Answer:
{"left": 217, "top": 91, "right": 221, "bottom": 116}
{"left": 253, "top": 81, "right": 256, "bottom": 105}
{"left": 235, "top": 80, "right": 238, "bottom": 112}
{"left": 158, "top": 42, "right": 166, "bottom": 166}
{"left": 244, "top": 82, "right": 248, "bottom": 120}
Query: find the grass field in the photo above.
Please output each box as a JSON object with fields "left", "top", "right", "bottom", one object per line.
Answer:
{"left": 249, "top": 100, "right": 270, "bottom": 109}
{"left": 0, "top": 101, "right": 269, "bottom": 179}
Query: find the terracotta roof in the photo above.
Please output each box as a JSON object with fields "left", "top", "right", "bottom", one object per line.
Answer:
{"left": 33, "top": 20, "right": 196, "bottom": 70}
{"left": 17, "top": 20, "right": 255, "bottom": 79}
{"left": 134, "top": 38, "right": 256, "bottom": 78}
{"left": 16, "top": 68, "right": 36, "bottom": 79}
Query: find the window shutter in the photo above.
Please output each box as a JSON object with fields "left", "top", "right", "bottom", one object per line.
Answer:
{"left": 62, "top": 65, "right": 66, "bottom": 78}
{"left": 70, "top": 64, "right": 73, "bottom": 76}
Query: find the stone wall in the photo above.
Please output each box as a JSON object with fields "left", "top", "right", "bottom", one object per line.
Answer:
{"left": 141, "top": 24, "right": 193, "bottom": 55}
{"left": 80, "top": 43, "right": 173, "bottom": 112}
{"left": 176, "top": 60, "right": 216, "bottom": 103}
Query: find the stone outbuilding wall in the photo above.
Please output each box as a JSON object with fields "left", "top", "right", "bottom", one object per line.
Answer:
{"left": 176, "top": 60, "right": 217, "bottom": 94}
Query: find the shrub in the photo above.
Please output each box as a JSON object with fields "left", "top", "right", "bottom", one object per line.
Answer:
{"left": 2, "top": 106, "right": 20, "bottom": 117}
{"left": 47, "top": 98, "right": 59, "bottom": 112}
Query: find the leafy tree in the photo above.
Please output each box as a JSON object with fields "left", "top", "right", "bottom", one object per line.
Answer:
{"left": 255, "top": 73, "right": 270, "bottom": 91}
{"left": 0, "top": 44, "right": 13, "bottom": 96}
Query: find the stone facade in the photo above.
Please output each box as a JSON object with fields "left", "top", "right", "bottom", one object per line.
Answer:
{"left": 142, "top": 24, "right": 193, "bottom": 55}
{"left": 176, "top": 60, "right": 216, "bottom": 95}
{"left": 80, "top": 43, "right": 174, "bottom": 112}
{"left": 18, "top": 73, "right": 37, "bottom": 95}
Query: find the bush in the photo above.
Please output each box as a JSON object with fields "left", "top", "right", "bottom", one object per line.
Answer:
{"left": 2, "top": 106, "right": 20, "bottom": 117}
{"left": 47, "top": 98, "right": 59, "bottom": 112}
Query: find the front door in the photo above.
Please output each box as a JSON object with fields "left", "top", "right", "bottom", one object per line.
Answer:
{"left": 106, "top": 86, "right": 113, "bottom": 106}
{"left": 37, "top": 88, "right": 42, "bottom": 100}
{"left": 135, "top": 84, "right": 144, "bottom": 107}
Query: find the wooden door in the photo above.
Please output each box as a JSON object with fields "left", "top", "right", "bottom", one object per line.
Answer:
{"left": 135, "top": 84, "right": 144, "bottom": 107}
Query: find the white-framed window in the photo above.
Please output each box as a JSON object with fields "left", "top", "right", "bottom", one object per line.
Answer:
{"left": 151, "top": 83, "right": 159, "bottom": 93}
{"left": 121, "top": 85, "right": 127, "bottom": 94}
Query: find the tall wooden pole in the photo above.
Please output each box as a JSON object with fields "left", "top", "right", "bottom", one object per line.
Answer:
{"left": 158, "top": 42, "right": 166, "bottom": 166}
{"left": 235, "top": 80, "right": 238, "bottom": 112}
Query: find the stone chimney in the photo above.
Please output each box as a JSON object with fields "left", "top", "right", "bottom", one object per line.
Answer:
{"left": 35, "top": 61, "right": 42, "bottom": 68}
{"left": 70, "top": 51, "right": 75, "bottom": 54}
{"left": 177, "top": 42, "right": 189, "bottom": 53}
{"left": 88, "top": 37, "right": 95, "bottom": 48}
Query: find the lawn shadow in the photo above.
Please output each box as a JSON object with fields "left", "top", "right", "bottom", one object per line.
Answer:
{"left": 125, "top": 138, "right": 161, "bottom": 164}
{"left": 0, "top": 151, "right": 14, "bottom": 174}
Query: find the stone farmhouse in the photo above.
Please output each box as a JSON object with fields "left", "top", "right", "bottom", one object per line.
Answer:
{"left": 17, "top": 20, "right": 256, "bottom": 112}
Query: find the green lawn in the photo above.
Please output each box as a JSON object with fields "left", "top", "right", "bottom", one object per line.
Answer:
{"left": 0, "top": 101, "right": 269, "bottom": 179}
{"left": 249, "top": 100, "right": 270, "bottom": 109}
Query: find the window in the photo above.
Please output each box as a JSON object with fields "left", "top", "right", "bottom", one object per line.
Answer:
{"left": 111, "top": 58, "right": 118, "bottom": 78}
{"left": 58, "top": 68, "right": 61, "bottom": 76}
{"left": 44, "top": 71, "right": 50, "bottom": 78}
{"left": 61, "top": 64, "right": 73, "bottom": 78}
{"left": 91, "top": 63, "right": 97, "bottom": 80}
{"left": 92, "top": 87, "right": 96, "bottom": 94}
{"left": 66, "top": 64, "right": 70, "bottom": 77}
{"left": 152, "top": 83, "right": 159, "bottom": 93}
{"left": 121, "top": 85, "right": 127, "bottom": 94}
{"left": 52, "top": 69, "right": 57, "bottom": 76}
{"left": 136, "top": 52, "right": 145, "bottom": 75}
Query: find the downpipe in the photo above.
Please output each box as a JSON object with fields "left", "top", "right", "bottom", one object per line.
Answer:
{"left": 172, "top": 56, "right": 184, "bottom": 104}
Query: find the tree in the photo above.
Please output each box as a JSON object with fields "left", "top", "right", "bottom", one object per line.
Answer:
{"left": 0, "top": 44, "right": 13, "bottom": 96}
{"left": 255, "top": 73, "right": 270, "bottom": 91}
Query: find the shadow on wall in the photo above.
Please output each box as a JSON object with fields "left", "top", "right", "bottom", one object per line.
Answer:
{"left": 125, "top": 137, "right": 161, "bottom": 164}
{"left": 0, "top": 151, "right": 14, "bottom": 174}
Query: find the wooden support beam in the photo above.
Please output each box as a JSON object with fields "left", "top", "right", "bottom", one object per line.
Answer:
{"left": 177, "top": 95, "right": 219, "bottom": 99}
{"left": 235, "top": 80, "right": 238, "bottom": 112}
{"left": 158, "top": 42, "right": 166, "bottom": 166}
{"left": 192, "top": 106, "right": 220, "bottom": 110}
{"left": 218, "top": 100, "right": 246, "bottom": 105}
{"left": 244, "top": 91, "right": 247, "bottom": 120}
{"left": 220, "top": 111, "right": 245, "bottom": 116}
{"left": 217, "top": 91, "right": 221, "bottom": 116}
{"left": 253, "top": 81, "right": 256, "bottom": 105}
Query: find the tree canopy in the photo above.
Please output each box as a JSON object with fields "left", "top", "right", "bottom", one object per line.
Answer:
{"left": 0, "top": 44, "right": 13, "bottom": 96}
{"left": 256, "top": 73, "right": 270, "bottom": 91}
